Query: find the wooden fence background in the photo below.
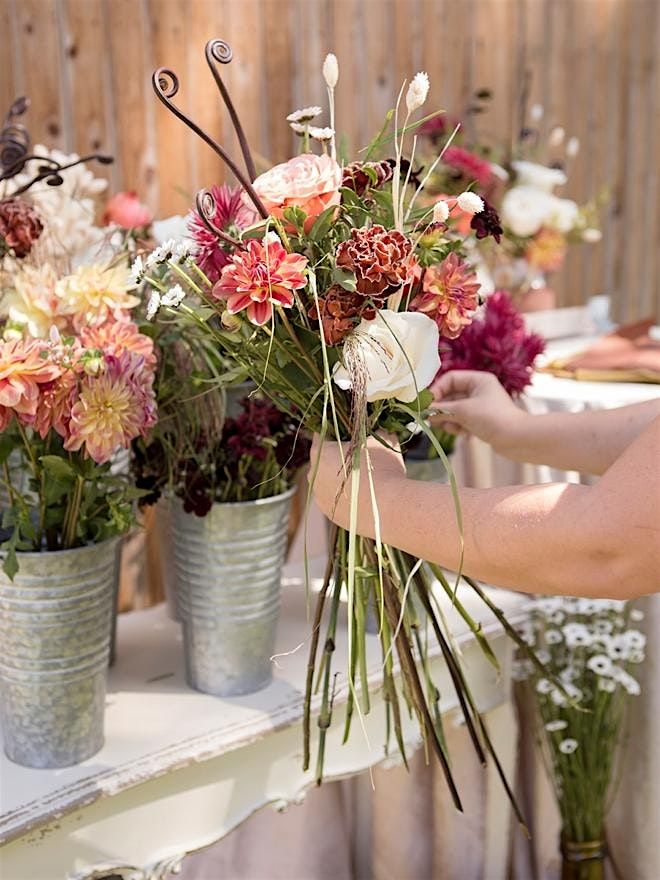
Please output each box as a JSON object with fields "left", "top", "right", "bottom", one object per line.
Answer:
{"left": 1, "top": 0, "right": 658, "bottom": 319}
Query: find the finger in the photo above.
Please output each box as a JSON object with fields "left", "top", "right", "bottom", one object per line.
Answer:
{"left": 433, "top": 370, "right": 489, "bottom": 401}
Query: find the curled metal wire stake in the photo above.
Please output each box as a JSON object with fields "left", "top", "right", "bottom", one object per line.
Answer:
{"left": 195, "top": 188, "right": 243, "bottom": 250}
{"left": 205, "top": 39, "right": 257, "bottom": 183}
{"left": 6, "top": 152, "right": 113, "bottom": 196}
{"left": 152, "top": 66, "right": 268, "bottom": 220}
{"left": 0, "top": 97, "right": 31, "bottom": 176}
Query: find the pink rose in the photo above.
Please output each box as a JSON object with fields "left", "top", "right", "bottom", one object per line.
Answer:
{"left": 103, "top": 192, "right": 153, "bottom": 229}
{"left": 251, "top": 154, "right": 342, "bottom": 234}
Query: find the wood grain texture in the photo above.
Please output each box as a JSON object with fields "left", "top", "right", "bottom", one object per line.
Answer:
{"left": 2, "top": 0, "right": 658, "bottom": 320}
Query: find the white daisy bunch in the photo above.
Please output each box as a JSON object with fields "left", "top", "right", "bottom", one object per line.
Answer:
{"left": 513, "top": 595, "right": 647, "bottom": 842}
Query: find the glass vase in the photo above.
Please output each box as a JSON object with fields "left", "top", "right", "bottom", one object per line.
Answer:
{"left": 560, "top": 836, "right": 607, "bottom": 880}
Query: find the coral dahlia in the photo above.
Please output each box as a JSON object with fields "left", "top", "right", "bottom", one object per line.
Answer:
{"left": 411, "top": 253, "right": 480, "bottom": 339}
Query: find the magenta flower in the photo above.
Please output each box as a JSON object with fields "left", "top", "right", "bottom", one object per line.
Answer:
{"left": 411, "top": 253, "right": 480, "bottom": 339}
{"left": 434, "top": 290, "right": 545, "bottom": 396}
{"left": 188, "top": 184, "right": 258, "bottom": 283}
{"left": 442, "top": 146, "right": 494, "bottom": 189}
{"left": 212, "top": 237, "right": 308, "bottom": 326}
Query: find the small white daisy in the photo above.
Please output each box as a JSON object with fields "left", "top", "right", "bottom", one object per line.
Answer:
{"left": 308, "top": 126, "right": 335, "bottom": 142}
{"left": 129, "top": 254, "right": 144, "bottom": 286}
{"left": 598, "top": 677, "right": 617, "bottom": 693}
{"left": 630, "top": 608, "right": 645, "bottom": 622}
{"left": 587, "top": 654, "right": 613, "bottom": 676}
{"left": 545, "top": 629, "right": 563, "bottom": 645}
{"left": 545, "top": 719, "right": 568, "bottom": 733}
{"left": 287, "top": 106, "right": 323, "bottom": 124}
{"left": 559, "top": 738, "right": 579, "bottom": 755}
{"left": 161, "top": 284, "right": 186, "bottom": 308}
{"left": 536, "top": 678, "right": 553, "bottom": 695}
{"left": 146, "top": 291, "right": 161, "bottom": 321}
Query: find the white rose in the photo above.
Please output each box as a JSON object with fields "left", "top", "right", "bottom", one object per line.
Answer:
{"left": 511, "top": 160, "right": 567, "bottom": 192}
{"left": 333, "top": 310, "right": 440, "bottom": 403}
{"left": 546, "top": 196, "right": 579, "bottom": 233}
{"left": 500, "top": 186, "right": 556, "bottom": 238}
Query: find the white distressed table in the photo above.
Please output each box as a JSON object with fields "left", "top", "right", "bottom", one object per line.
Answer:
{"left": 0, "top": 571, "right": 527, "bottom": 880}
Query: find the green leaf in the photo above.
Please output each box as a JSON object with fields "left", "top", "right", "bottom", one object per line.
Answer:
{"left": 332, "top": 267, "right": 357, "bottom": 292}
{"left": 282, "top": 205, "right": 307, "bottom": 234}
{"left": 0, "top": 432, "right": 15, "bottom": 466}
{"left": 39, "top": 455, "right": 76, "bottom": 481}
{"left": 308, "top": 204, "right": 337, "bottom": 242}
{"left": 2, "top": 545, "right": 18, "bottom": 580}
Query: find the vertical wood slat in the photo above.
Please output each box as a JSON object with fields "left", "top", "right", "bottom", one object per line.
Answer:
{"left": 2, "top": 0, "right": 658, "bottom": 319}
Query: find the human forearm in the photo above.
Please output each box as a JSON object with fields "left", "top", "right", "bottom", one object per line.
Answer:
{"left": 494, "top": 400, "right": 660, "bottom": 475}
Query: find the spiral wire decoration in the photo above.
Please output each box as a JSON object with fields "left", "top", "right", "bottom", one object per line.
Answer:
{"left": 195, "top": 188, "right": 242, "bottom": 250}
{"left": 152, "top": 40, "right": 268, "bottom": 221}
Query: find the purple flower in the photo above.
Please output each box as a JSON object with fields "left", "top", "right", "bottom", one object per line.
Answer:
{"left": 435, "top": 291, "right": 545, "bottom": 397}
{"left": 470, "top": 198, "right": 503, "bottom": 243}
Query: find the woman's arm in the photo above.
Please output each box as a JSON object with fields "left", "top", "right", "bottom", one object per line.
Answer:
{"left": 310, "top": 416, "right": 660, "bottom": 599}
{"left": 432, "top": 370, "right": 660, "bottom": 475}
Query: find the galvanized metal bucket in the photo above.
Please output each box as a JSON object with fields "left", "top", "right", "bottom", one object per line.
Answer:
{"left": 172, "top": 488, "right": 294, "bottom": 697}
{"left": 0, "top": 538, "right": 120, "bottom": 768}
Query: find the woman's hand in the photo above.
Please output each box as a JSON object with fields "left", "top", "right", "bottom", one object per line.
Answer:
{"left": 431, "top": 370, "right": 527, "bottom": 452}
{"left": 309, "top": 433, "right": 406, "bottom": 531}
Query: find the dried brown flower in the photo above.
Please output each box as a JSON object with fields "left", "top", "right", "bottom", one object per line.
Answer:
{"left": 342, "top": 160, "right": 394, "bottom": 197}
{"left": 308, "top": 284, "right": 375, "bottom": 345}
{"left": 335, "top": 224, "right": 418, "bottom": 299}
{"left": 0, "top": 198, "right": 43, "bottom": 259}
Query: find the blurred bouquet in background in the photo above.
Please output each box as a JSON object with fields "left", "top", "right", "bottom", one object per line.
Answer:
{"left": 515, "top": 597, "right": 646, "bottom": 877}
{"left": 0, "top": 98, "right": 157, "bottom": 576}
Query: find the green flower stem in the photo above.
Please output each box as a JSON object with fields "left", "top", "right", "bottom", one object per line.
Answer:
{"left": 62, "top": 475, "right": 84, "bottom": 549}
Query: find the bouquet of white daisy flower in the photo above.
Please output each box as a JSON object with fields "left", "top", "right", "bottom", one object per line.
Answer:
{"left": 515, "top": 596, "right": 646, "bottom": 879}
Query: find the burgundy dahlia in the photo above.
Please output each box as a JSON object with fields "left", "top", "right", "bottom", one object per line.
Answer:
{"left": 0, "top": 198, "right": 43, "bottom": 259}
{"left": 435, "top": 290, "right": 545, "bottom": 397}
{"left": 470, "top": 198, "right": 503, "bottom": 243}
{"left": 336, "top": 225, "right": 418, "bottom": 300}
{"left": 188, "top": 184, "right": 257, "bottom": 284}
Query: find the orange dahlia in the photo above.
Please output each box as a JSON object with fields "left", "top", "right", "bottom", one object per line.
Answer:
{"left": 213, "top": 237, "right": 308, "bottom": 326}
{"left": 411, "top": 253, "right": 480, "bottom": 339}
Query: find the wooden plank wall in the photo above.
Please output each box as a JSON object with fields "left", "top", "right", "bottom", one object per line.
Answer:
{"left": 1, "top": 0, "right": 658, "bottom": 320}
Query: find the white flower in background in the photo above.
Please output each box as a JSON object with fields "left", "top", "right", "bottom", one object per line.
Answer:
{"left": 562, "top": 622, "right": 592, "bottom": 648}
{"left": 630, "top": 608, "right": 645, "bottom": 622}
{"left": 289, "top": 122, "right": 307, "bottom": 135}
{"left": 560, "top": 666, "right": 579, "bottom": 683}
{"left": 617, "top": 671, "right": 641, "bottom": 696}
{"left": 587, "top": 654, "right": 613, "bottom": 676}
{"left": 145, "top": 239, "right": 177, "bottom": 269}
{"left": 152, "top": 215, "right": 191, "bottom": 245}
{"left": 551, "top": 688, "right": 567, "bottom": 707}
{"left": 129, "top": 255, "right": 144, "bottom": 286}
{"left": 606, "top": 635, "right": 631, "bottom": 661}
{"left": 545, "top": 719, "right": 568, "bottom": 733}
{"left": 456, "top": 191, "right": 484, "bottom": 214}
{"left": 536, "top": 649, "right": 552, "bottom": 665}
{"left": 546, "top": 196, "right": 579, "bottom": 233}
{"left": 322, "top": 54, "right": 339, "bottom": 89}
{"left": 598, "top": 678, "right": 617, "bottom": 693}
{"left": 566, "top": 136, "right": 580, "bottom": 157}
{"left": 490, "top": 163, "right": 510, "bottom": 182}
{"left": 529, "top": 103, "right": 544, "bottom": 122}
{"left": 548, "top": 610, "right": 566, "bottom": 625}
{"left": 593, "top": 619, "right": 613, "bottom": 635}
{"left": 548, "top": 126, "right": 566, "bottom": 147}
{"left": 536, "top": 678, "right": 553, "bottom": 695}
{"left": 161, "top": 284, "right": 185, "bottom": 308}
{"left": 500, "top": 186, "right": 556, "bottom": 237}
{"left": 406, "top": 72, "right": 430, "bottom": 113}
{"left": 308, "top": 126, "right": 335, "bottom": 142}
{"left": 511, "top": 160, "right": 567, "bottom": 192}
{"left": 287, "top": 106, "right": 323, "bottom": 123}
{"left": 536, "top": 597, "right": 564, "bottom": 615}
{"left": 432, "top": 200, "right": 450, "bottom": 224}
{"left": 624, "top": 630, "right": 646, "bottom": 650}
{"left": 545, "top": 629, "right": 563, "bottom": 645}
{"left": 333, "top": 310, "right": 440, "bottom": 403}
{"left": 559, "top": 738, "right": 579, "bottom": 755}
{"left": 146, "top": 291, "right": 161, "bottom": 321}
{"left": 628, "top": 649, "right": 645, "bottom": 664}
{"left": 582, "top": 227, "right": 602, "bottom": 243}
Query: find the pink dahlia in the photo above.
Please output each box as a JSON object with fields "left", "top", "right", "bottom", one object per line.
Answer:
{"left": 442, "top": 146, "right": 494, "bottom": 189}
{"left": 103, "top": 191, "right": 153, "bottom": 229}
{"left": 80, "top": 321, "right": 157, "bottom": 369}
{"left": 32, "top": 363, "right": 81, "bottom": 441}
{"left": 434, "top": 290, "right": 545, "bottom": 397}
{"left": 213, "top": 237, "right": 308, "bottom": 326}
{"left": 411, "top": 253, "right": 480, "bottom": 339}
{"left": 65, "top": 352, "right": 157, "bottom": 464}
{"left": 189, "top": 185, "right": 258, "bottom": 284}
{"left": 0, "top": 338, "right": 61, "bottom": 429}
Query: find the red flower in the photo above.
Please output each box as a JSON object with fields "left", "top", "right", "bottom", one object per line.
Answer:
{"left": 189, "top": 184, "right": 258, "bottom": 284}
{"left": 335, "top": 225, "right": 418, "bottom": 300}
{"left": 0, "top": 198, "right": 43, "bottom": 259}
{"left": 434, "top": 290, "right": 545, "bottom": 396}
{"left": 411, "top": 253, "right": 480, "bottom": 339}
{"left": 442, "top": 146, "right": 493, "bottom": 189}
{"left": 213, "top": 237, "right": 308, "bottom": 326}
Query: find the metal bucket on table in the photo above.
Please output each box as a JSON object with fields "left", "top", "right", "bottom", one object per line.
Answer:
{"left": 172, "top": 488, "right": 294, "bottom": 697}
{"left": 0, "top": 538, "right": 120, "bottom": 768}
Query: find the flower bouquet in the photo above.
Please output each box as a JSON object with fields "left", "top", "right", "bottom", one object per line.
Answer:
{"left": 515, "top": 598, "right": 646, "bottom": 879}
{"left": 140, "top": 39, "right": 545, "bottom": 817}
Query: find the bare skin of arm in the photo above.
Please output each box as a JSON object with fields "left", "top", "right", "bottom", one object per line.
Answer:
{"left": 310, "top": 415, "right": 660, "bottom": 600}
{"left": 431, "top": 370, "right": 660, "bottom": 476}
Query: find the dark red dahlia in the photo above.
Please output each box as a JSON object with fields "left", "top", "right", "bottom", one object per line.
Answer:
{"left": 435, "top": 290, "right": 545, "bottom": 397}
{"left": 470, "top": 198, "right": 503, "bottom": 243}
{"left": 308, "top": 284, "right": 375, "bottom": 345}
{"left": 342, "top": 160, "right": 393, "bottom": 197}
{"left": 336, "top": 225, "right": 418, "bottom": 300}
{"left": 0, "top": 198, "right": 43, "bottom": 258}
